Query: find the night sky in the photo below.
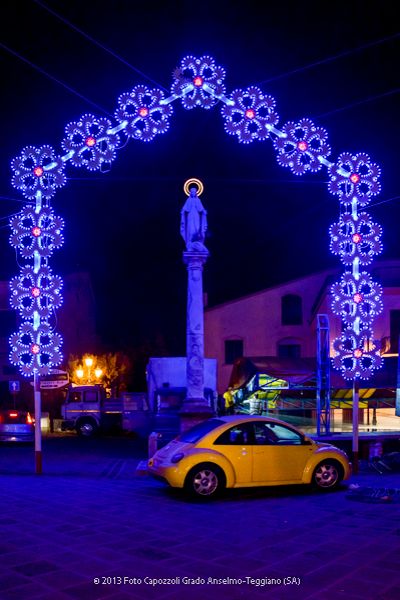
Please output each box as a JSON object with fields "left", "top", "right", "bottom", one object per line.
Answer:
{"left": 1, "top": 0, "right": 399, "bottom": 359}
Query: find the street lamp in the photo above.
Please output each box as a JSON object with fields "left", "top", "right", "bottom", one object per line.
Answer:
{"left": 74, "top": 356, "right": 102, "bottom": 385}
{"left": 85, "top": 357, "right": 93, "bottom": 383}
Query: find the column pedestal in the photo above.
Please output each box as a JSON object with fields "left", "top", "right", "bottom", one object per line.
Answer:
{"left": 179, "top": 250, "right": 214, "bottom": 432}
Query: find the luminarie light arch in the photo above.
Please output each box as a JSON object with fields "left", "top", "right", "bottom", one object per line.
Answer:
{"left": 9, "top": 55, "right": 383, "bottom": 380}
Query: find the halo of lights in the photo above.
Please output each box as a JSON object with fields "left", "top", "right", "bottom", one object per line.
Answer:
{"left": 183, "top": 178, "right": 204, "bottom": 197}
{"left": 221, "top": 87, "right": 278, "bottom": 144}
{"left": 11, "top": 145, "right": 66, "bottom": 200}
{"left": 8, "top": 54, "right": 384, "bottom": 380}
{"left": 62, "top": 114, "right": 120, "bottom": 170}
{"left": 273, "top": 118, "right": 331, "bottom": 175}
{"left": 115, "top": 85, "right": 173, "bottom": 141}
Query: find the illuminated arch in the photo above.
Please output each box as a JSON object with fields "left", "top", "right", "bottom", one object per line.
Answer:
{"left": 8, "top": 54, "right": 383, "bottom": 380}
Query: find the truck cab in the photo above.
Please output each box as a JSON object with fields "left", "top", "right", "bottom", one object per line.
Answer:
{"left": 61, "top": 385, "right": 122, "bottom": 436}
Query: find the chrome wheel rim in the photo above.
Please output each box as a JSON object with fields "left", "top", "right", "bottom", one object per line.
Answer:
{"left": 80, "top": 423, "right": 95, "bottom": 436}
{"left": 314, "top": 463, "right": 339, "bottom": 488}
{"left": 192, "top": 469, "right": 219, "bottom": 496}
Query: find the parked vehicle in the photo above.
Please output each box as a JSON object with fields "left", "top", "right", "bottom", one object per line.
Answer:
{"left": 61, "top": 357, "right": 218, "bottom": 438}
{"left": 0, "top": 408, "right": 34, "bottom": 443}
{"left": 60, "top": 385, "right": 148, "bottom": 437}
{"left": 147, "top": 415, "right": 352, "bottom": 497}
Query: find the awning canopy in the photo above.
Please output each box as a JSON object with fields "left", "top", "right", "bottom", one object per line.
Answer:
{"left": 228, "top": 356, "right": 398, "bottom": 396}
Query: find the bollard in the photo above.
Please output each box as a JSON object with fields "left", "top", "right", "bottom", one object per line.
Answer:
{"left": 148, "top": 431, "right": 161, "bottom": 458}
{"left": 368, "top": 440, "right": 383, "bottom": 461}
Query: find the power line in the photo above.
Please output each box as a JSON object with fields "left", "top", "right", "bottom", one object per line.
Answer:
{"left": 369, "top": 195, "right": 400, "bottom": 209}
{"left": 0, "top": 195, "right": 27, "bottom": 203}
{"left": 32, "top": 0, "right": 168, "bottom": 92}
{"left": 0, "top": 41, "right": 111, "bottom": 116}
{"left": 256, "top": 32, "right": 400, "bottom": 86}
{"left": 313, "top": 87, "right": 400, "bottom": 119}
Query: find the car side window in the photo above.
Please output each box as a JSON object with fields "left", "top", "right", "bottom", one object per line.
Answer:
{"left": 254, "top": 423, "right": 279, "bottom": 445}
{"left": 265, "top": 423, "right": 303, "bottom": 445}
{"left": 214, "top": 423, "right": 253, "bottom": 445}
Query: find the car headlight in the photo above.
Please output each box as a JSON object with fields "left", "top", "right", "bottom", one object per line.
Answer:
{"left": 171, "top": 452, "right": 185, "bottom": 464}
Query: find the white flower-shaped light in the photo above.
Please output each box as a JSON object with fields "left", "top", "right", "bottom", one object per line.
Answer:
{"left": 9, "top": 206, "right": 64, "bottom": 259}
{"left": 330, "top": 212, "right": 382, "bottom": 265}
{"left": 9, "top": 321, "right": 63, "bottom": 377}
{"left": 115, "top": 85, "right": 173, "bottom": 141}
{"left": 10, "top": 265, "right": 63, "bottom": 319}
{"left": 331, "top": 272, "right": 383, "bottom": 326}
{"left": 274, "top": 118, "right": 330, "bottom": 175}
{"left": 171, "top": 55, "right": 226, "bottom": 110}
{"left": 11, "top": 145, "right": 66, "bottom": 200}
{"left": 62, "top": 114, "right": 120, "bottom": 170}
{"left": 221, "top": 86, "right": 278, "bottom": 144}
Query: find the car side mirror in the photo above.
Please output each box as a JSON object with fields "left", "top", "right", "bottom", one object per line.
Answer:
{"left": 302, "top": 438, "right": 313, "bottom": 445}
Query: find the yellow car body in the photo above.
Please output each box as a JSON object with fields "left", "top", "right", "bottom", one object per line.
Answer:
{"left": 148, "top": 415, "right": 352, "bottom": 497}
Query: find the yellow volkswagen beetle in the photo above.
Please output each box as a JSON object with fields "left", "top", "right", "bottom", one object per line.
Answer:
{"left": 147, "top": 415, "right": 351, "bottom": 497}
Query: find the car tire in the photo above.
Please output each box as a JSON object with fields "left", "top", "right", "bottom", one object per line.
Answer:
{"left": 312, "top": 460, "right": 343, "bottom": 490}
{"left": 184, "top": 462, "right": 226, "bottom": 498}
{"left": 76, "top": 419, "right": 98, "bottom": 437}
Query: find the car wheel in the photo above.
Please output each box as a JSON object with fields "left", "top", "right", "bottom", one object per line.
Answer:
{"left": 312, "top": 460, "right": 342, "bottom": 490}
{"left": 76, "top": 419, "right": 98, "bottom": 437}
{"left": 185, "top": 463, "right": 226, "bottom": 498}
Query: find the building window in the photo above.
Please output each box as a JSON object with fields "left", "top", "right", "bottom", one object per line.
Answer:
{"left": 224, "top": 339, "right": 243, "bottom": 364}
{"left": 390, "top": 310, "right": 400, "bottom": 353}
{"left": 281, "top": 294, "right": 303, "bottom": 325}
{"left": 278, "top": 343, "right": 301, "bottom": 358}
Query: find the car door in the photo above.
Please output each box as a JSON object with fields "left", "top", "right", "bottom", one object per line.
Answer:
{"left": 252, "top": 421, "right": 314, "bottom": 483}
{"left": 213, "top": 422, "right": 254, "bottom": 484}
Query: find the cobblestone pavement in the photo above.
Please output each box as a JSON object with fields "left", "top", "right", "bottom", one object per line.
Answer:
{"left": 0, "top": 436, "right": 399, "bottom": 599}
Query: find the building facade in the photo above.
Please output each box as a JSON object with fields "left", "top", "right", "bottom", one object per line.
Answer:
{"left": 205, "top": 260, "right": 400, "bottom": 394}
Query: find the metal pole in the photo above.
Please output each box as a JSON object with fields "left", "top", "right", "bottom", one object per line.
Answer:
{"left": 352, "top": 378, "right": 359, "bottom": 474}
{"left": 34, "top": 371, "right": 42, "bottom": 474}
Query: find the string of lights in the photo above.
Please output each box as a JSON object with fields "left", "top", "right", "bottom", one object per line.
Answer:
{"left": 8, "top": 54, "right": 385, "bottom": 379}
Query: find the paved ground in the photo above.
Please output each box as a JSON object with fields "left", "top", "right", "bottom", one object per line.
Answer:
{"left": 0, "top": 435, "right": 399, "bottom": 600}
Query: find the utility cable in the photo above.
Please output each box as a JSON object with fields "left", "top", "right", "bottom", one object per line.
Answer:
{"left": 32, "top": 0, "right": 168, "bottom": 91}
{"left": 256, "top": 32, "right": 400, "bottom": 86}
{"left": 0, "top": 41, "right": 111, "bottom": 116}
{"left": 312, "top": 87, "right": 400, "bottom": 119}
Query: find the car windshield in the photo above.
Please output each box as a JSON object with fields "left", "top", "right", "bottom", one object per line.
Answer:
{"left": 177, "top": 419, "right": 225, "bottom": 444}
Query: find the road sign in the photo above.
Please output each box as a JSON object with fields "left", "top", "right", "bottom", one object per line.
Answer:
{"left": 30, "top": 370, "right": 69, "bottom": 389}
{"left": 9, "top": 380, "right": 20, "bottom": 393}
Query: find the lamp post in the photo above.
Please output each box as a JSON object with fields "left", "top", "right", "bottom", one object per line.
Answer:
{"left": 75, "top": 356, "right": 102, "bottom": 385}
{"left": 85, "top": 357, "right": 93, "bottom": 383}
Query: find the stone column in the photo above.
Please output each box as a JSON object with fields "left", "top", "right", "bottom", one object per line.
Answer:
{"left": 179, "top": 179, "right": 214, "bottom": 431}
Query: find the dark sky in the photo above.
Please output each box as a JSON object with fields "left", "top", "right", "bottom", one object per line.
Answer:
{"left": 1, "top": 0, "right": 399, "bottom": 356}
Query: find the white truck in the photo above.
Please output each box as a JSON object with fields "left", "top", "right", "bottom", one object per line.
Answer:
{"left": 60, "top": 385, "right": 148, "bottom": 437}
{"left": 60, "top": 357, "right": 217, "bottom": 437}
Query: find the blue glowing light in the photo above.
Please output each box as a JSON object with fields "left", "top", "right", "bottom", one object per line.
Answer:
{"left": 8, "top": 54, "right": 384, "bottom": 380}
